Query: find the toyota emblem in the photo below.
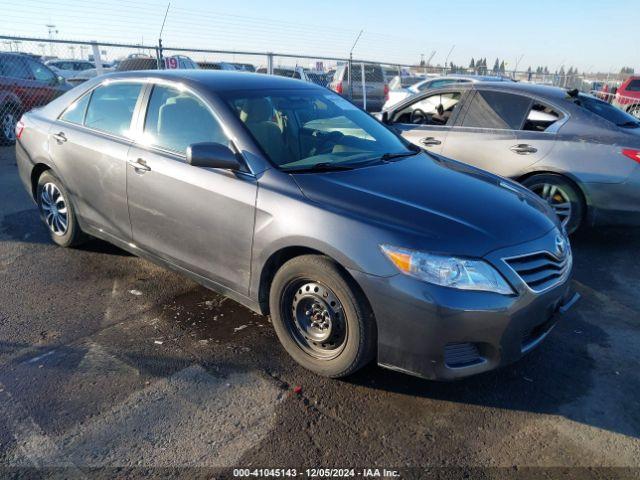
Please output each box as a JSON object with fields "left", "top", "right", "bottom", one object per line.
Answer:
{"left": 555, "top": 235, "right": 566, "bottom": 258}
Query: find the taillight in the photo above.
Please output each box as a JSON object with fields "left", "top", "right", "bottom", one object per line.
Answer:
{"left": 335, "top": 81, "right": 343, "bottom": 94}
{"left": 622, "top": 149, "right": 640, "bottom": 164}
{"left": 383, "top": 83, "right": 389, "bottom": 101}
{"left": 16, "top": 120, "right": 25, "bottom": 140}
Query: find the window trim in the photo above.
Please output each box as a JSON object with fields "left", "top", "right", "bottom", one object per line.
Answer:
{"left": 452, "top": 87, "right": 570, "bottom": 135}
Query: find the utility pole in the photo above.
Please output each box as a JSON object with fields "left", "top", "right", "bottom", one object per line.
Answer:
{"left": 444, "top": 44, "right": 455, "bottom": 74}
{"left": 46, "top": 24, "right": 58, "bottom": 57}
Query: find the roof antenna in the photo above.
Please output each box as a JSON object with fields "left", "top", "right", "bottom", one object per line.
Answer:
{"left": 157, "top": 2, "right": 170, "bottom": 69}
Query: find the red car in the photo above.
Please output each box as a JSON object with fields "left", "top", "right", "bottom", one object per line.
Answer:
{"left": 614, "top": 76, "right": 640, "bottom": 118}
{"left": 0, "top": 52, "right": 71, "bottom": 144}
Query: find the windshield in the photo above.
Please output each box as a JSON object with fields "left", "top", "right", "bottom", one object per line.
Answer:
{"left": 574, "top": 93, "right": 640, "bottom": 128}
{"left": 222, "top": 88, "right": 412, "bottom": 171}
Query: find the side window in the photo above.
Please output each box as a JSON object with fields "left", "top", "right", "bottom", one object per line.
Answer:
{"left": 142, "top": 84, "right": 227, "bottom": 154}
{"left": 523, "top": 102, "right": 562, "bottom": 132}
{"left": 392, "top": 92, "right": 461, "bottom": 126}
{"left": 25, "top": 59, "right": 56, "bottom": 84}
{"left": 461, "top": 90, "right": 532, "bottom": 129}
{"left": 60, "top": 92, "right": 92, "bottom": 124}
{"left": 626, "top": 79, "right": 640, "bottom": 92}
{"left": 1, "top": 57, "right": 32, "bottom": 79}
{"left": 84, "top": 82, "right": 142, "bottom": 137}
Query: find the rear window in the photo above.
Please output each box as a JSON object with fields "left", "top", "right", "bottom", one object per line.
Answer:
{"left": 342, "top": 65, "right": 384, "bottom": 83}
{"left": 626, "top": 79, "right": 640, "bottom": 92}
{"left": 574, "top": 94, "right": 640, "bottom": 128}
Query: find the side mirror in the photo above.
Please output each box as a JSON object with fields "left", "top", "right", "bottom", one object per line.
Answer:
{"left": 186, "top": 142, "right": 242, "bottom": 170}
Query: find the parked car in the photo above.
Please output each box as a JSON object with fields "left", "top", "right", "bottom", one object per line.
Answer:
{"left": 46, "top": 59, "right": 96, "bottom": 79}
{"left": 613, "top": 76, "right": 640, "bottom": 118}
{"left": 0, "top": 52, "right": 71, "bottom": 144}
{"left": 16, "top": 70, "right": 577, "bottom": 380}
{"left": 198, "top": 61, "right": 236, "bottom": 71}
{"left": 380, "top": 82, "right": 640, "bottom": 232}
{"left": 230, "top": 63, "right": 255, "bottom": 72}
{"left": 67, "top": 55, "right": 198, "bottom": 86}
{"left": 329, "top": 63, "right": 388, "bottom": 112}
{"left": 384, "top": 74, "right": 512, "bottom": 110}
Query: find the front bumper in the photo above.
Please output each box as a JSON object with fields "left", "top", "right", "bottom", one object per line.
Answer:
{"left": 350, "top": 229, "right": 577, "bottom": 380}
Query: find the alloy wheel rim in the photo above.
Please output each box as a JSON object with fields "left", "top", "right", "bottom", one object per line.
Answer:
{"left": 531, "top": 182, "right": 572, "bottom": 228}
{"left": 285, "top": 280, "right": 347, "bottom": 360}
{"left": 2, "top": 112, "right": 16, "bottom": 141}
{"left": 40, "top": 182, "right": 69, "bottom": 236}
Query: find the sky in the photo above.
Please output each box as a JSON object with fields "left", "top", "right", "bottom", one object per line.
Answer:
{"left": 1, "top": 0, "right": 638, "bottom": 73}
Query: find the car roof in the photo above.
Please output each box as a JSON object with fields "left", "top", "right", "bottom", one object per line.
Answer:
{"left": 105, "top": 69, "right": 317, "bottom": 91}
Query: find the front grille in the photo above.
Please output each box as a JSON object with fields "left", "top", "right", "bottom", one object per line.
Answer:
{"left": 444, "top": 343, "right": 483, "bottom": 368}
{"left": 504, "top": 251, "right": 571, "bottom": 292}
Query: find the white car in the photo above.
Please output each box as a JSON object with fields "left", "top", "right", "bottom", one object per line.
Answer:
{"left": 45, "top": 59, "right": 96, "bottom": 79}
{"left": 383, "top": 74, "right": 514, "bottom": 110}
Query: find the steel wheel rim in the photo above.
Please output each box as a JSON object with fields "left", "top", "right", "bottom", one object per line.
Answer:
{"left": 2, "top": 112, "right": 16, "bottom": 141}
{"left": 40, "top": 182, "right": 69, "bottom": 236}
{"left": 530, "top": 182, "right": 572, "bottom": 228}
{"left": 283, "top": 280, "right": 347, "bottom": 360}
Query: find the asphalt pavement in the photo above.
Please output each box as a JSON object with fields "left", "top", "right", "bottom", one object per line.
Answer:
{"left": 1, "top": 145, "right": 639, "bottom": 479}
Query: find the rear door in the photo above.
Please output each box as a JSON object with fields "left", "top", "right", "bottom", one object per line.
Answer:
{"left": 441, "top": 89, "right": 550, "bottom": 177}
{"left": 126, "top": 82, "right": 256, "bottom": 293}
{"left": 388, "top": 89, "right": 466, "bottom": 154}
{"left": 50, "top": 81, "right": 144, "bottom": 241}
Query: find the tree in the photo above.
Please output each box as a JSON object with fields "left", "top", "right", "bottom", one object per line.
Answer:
{"left": 493, "top": 58, "right": 500, "bottom": 72}
{"left": 499, "top": 60, "right": 506, "bottom": 73}
{"left": 469, "top": 58, "right": 475, "bottom": 70}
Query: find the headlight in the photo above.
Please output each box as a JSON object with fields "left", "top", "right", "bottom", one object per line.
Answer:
{"left": 380, "top": 245, "right": 513, "bottom": 295}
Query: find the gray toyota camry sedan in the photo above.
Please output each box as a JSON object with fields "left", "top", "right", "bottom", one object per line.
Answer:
{"left": 15, "top": 70, "right": 579, "bottom": 380}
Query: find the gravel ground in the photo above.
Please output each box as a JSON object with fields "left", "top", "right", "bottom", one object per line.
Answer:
{"left": 1, "top": 145, "right": 639, "bottom": 479}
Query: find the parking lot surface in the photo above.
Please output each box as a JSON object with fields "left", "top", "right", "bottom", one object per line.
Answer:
{"left": 1, "top": 145, "right": 639, "bottom": 478}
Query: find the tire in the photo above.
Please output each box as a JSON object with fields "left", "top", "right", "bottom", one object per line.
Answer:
{"left": 0, "top": 104, "right": 19, "bottom": 146}
{"left": 36, "top": 171, "right": 86, "bottom": 247}
{"left": 522, "top": 174, "right": 584, "bottom": 234}
{"left": 628, "top": 105, "right": 640, "bottom": 120}
{"left": 269, "top": 255, "right": 376, "bottom": 378}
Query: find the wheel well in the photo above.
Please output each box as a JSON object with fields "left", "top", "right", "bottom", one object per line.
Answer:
{"left": 257, "top": 247, "right": 372, "bottom": 319}
{"left": 30, "top": 164, "right": 51, "bottom": 199}
{"left": 516, "top": 170, "right": 589, "bottom": 212}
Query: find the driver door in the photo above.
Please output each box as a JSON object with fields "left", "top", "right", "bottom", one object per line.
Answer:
{"left": 388, "top": 89, "right": 467, "bottom": 154}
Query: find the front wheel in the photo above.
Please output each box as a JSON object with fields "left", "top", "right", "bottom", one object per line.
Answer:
{"left": 628, "top": 105, "right": 640, "bottom": 119}
{"left": 522, "top": 174, "right": 584, "bottom": 234}
{"left": 269, "top": 255, "right": 376, "bottom": 378}
{"left": 36, "top": 171, "right": 87, "bottom": 247}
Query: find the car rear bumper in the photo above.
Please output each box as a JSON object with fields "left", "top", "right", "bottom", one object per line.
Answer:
{"left": 349, "top": 229, "right": 577, "bottom": 380}
{"left": 585, "top": 166, "right": 640, "bottom": 227}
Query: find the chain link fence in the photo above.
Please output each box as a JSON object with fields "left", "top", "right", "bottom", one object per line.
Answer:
{"left": 1, "top": 34, "right": 638, "bottom": 145}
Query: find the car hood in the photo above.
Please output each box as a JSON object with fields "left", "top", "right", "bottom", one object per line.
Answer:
{"left": 292, "top": 153, "right": 558, "bottom": 257}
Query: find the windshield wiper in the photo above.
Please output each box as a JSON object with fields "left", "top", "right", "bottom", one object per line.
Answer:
{"left": 617, "top": 121, "right": 640, "bottom": 128}
{"left": 283, "top": 162, "right": 356, "bottom": 173}
{"left": 379, "top": 150, "right": 421, "bottom": 161}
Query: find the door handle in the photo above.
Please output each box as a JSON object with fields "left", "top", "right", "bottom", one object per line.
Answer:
{"left": 52, "top": 132, "right": 67, "bottom": 144}
{"left": 510, "top": 144, "right": 538, "bottom": 155}
{"left": 420, "top": 136, "right": 442, "bottom": 146}
{"left": 127, "top": 158, "right": 151, "bottom": 172}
